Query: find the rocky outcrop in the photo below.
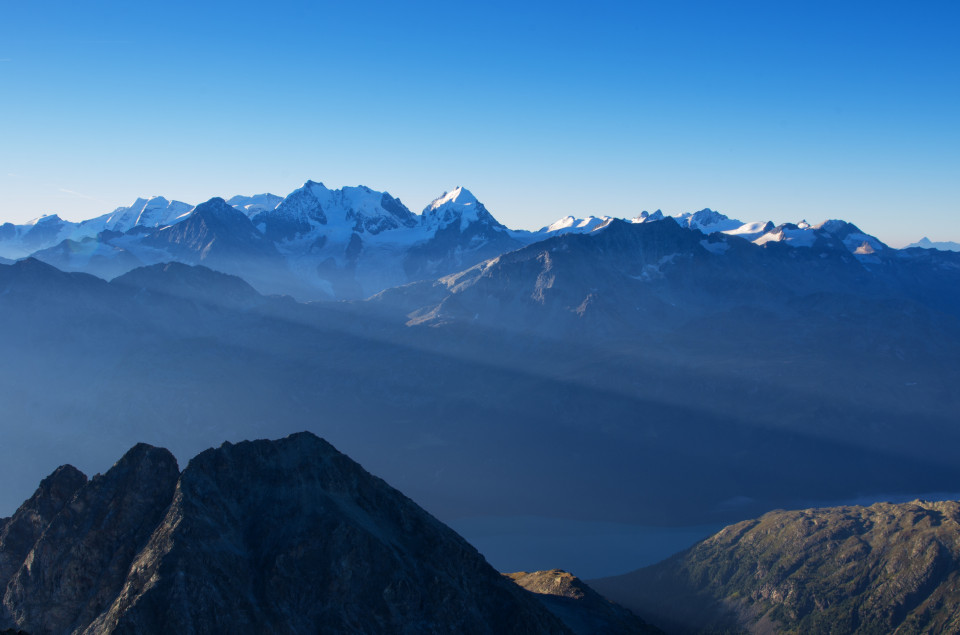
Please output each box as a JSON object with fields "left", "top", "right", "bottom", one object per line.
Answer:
{"left": 591, "top": 500, "right": 960, "bottom": 634}
{"left": 0, "top": 433, "right": 573, "bottom": 634}
{"left": 0, "top": 466, "right": 87, "bottom": 590}
{"left": 2, "top": 444, "right": 179, "bottom": 634}
{"left": 506, "top": 569, "right": 660, "bottom": 634}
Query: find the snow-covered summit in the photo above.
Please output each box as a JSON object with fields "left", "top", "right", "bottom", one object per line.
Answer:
{"left": 422, "top": 187, "right": 501, "bottom": 232}
{"left": 631, "top": 210, "right": 665, "bottom": 223}
{"left": 253, "top": 181, "right": 418, "bottom": 242}
{"left": 426, "top": 186, "right": 478, "bottom": 212}
{"left": 752, "top": 219, "right": 887, "bottom": 258}
{"left": 24, "top": 214, "right": 64, "bottom": 227}
{"left": 673, "top": 208, "right": 744, "bottom": 233}
{"left": 98, "top": 196, "right": 194, "bottom": 233}
{"left": 540, "top": 216, "right": 615, "bottom": 235}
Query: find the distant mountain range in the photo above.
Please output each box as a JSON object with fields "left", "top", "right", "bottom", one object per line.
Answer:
{"left": 0, "top": 183, "right": 527, "bottom": 300}
{"left": 0, "top": 433, "right": 656, "bottom": 634}
{"left": 907, "top": 237, "right": 960, "bottom": 252}
{"left": 1, "top": 221, "right": 958, "bottom": 538}
{"left": 2, "top": 181, "right": 954, "bottom": 300}
{"left": 2, "top": 180, "right": 960, "bottom": 598}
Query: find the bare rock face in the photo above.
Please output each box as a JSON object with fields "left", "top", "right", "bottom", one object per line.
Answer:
{"left": 0, "top": 465, "right": 87, "bottom": 593}
{"left": 87, "top": 433, "right": 570, "bottom": 634}
{"left": 0, "top": 432, "right": 571, "bottom": 634}
{"left": 507, "top": 570, "right": 660, "bottom": 635}
{"left": 2, "top": 444, "right": 179, "bottom": 634}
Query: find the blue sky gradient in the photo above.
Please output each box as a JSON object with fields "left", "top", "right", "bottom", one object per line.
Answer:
{"left": 1, "top": 1, "right": 957, "bottom": 245}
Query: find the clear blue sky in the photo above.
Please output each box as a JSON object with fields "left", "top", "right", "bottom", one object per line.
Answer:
{"left": 1, "top": 0, "right": 957, "bottom": 246}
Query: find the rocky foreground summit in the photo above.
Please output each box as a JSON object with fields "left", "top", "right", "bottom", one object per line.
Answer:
{"left": 0, "top": 433, "right": 654, "bottom": 634}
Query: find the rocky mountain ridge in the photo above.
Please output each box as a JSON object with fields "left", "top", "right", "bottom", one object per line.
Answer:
{"left": 591, "top": 499, "right": 960, "bottom": 634}
{"left": 0, "top": 433, "right": 655, "bottom": 634}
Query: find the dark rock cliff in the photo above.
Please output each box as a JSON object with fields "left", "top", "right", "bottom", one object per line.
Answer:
{"left": 0, "top": 433, "right": 574, "bottom": 635}
{"left": 0, "top": 466, "right": 87, "bottom": 590}
{"left": 2, "top": 444, "right": 179, "bottom": 634}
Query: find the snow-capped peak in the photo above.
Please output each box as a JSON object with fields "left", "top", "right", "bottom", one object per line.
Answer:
{"left": 673, "top": 208, "right": 745, "bottom": 233}
{"left": 252, "top": 180, "right": 417, "bottom": 244}
{"left": 425, "top": 186, "right": 479, "bottom": 214}
{"left": 541, "top": 216, "right": 614, "bottom": 234}
{"left": 84, "top": 196, "right": 195, "bottom": 234}
{"left": 423, "top": 187, "right": 499, "bottom": 232}
{"left": 24, "top": 214, "right": 63, "bottom": 226}
{"left": 631, "top": 210, "right": 665, "bottom": 223}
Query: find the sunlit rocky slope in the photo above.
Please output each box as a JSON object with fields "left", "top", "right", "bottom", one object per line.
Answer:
{"left": 592, "top": 500, "right": 960, "bottom": 634}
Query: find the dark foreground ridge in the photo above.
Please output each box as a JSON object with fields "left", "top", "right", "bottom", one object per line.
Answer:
{"left": 0, "top": 433, "right": 652, "bottom": 634}
{"left": 591, "top": 500, "right": 960, "bottom": 634}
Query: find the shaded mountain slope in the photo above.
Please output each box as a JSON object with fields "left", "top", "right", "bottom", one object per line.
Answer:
{"left": 0, "top": 466, "right": 87, "bottom": 590}
{"left": 0, "top": 434, "right": 575, "bottom": 634}
{"left": 591, "top": 500, "right": 960, "bottom": 634}
{"left": 379, "top": 218, "right": 960, "bottom": 335}
{"left": 1, "top": 254, "right": 960, "bottom": 540}
{"left": 1, "top": 445, "right": 179, "bottom": 634}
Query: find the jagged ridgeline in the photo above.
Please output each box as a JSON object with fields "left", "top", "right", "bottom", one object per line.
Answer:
{"left": 4, "top": 180, "right": 954, "bottom": 303}
{"left": 0, "top": 433, "right": 655, "bottom": 635}
{"left": 591, "top": 501, "right": 960, "bottom": 634}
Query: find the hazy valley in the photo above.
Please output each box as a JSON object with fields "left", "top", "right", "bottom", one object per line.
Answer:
{"left": 1, "top": 184, "right": 959, "bottom": 632}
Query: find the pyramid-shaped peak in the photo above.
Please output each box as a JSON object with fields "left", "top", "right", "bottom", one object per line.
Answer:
{"left": 427, "top": 186, "right": 479, "bottom": 211}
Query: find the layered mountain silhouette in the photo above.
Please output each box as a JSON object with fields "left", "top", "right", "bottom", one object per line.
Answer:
{"left": 7, "top": 180, "right": 955, "bottom": 303}
{"left": 591, "top": 500, "right": 960, "bottom": 634}
{"left": 1, "top": 215, "right": 959, "bottom": 541}
{"left": 3, "top": 183, "right": 527, "bottom": 300}
{"left": 0, "top": 433, "right": 657, "bottom": 634}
